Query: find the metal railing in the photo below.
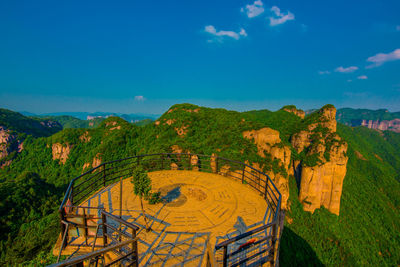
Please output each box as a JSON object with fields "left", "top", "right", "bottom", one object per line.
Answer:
{"left": 50, "top": 239, "right": 138, "bottom": 267}
{"left": 58, "top": 153, "right": 284, "bottom": 266}
{"left": 55, "top": 209, "right": 139, "bottom": 266}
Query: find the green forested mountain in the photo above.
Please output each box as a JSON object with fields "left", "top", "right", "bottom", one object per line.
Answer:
{"left": 37, "top": 115, "right": 105, "bottom": 129}
{"left": 0, "top": 104, "right": 399, "bottom": 266}
{"left": 32, "top": 114, "right": 153, "bottom": 129}
{"left": 0, "top": 108, "right": 62, "bottom": 137}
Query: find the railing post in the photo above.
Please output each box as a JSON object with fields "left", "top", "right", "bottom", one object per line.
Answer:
{"left": 264, "top": 179, "right": 268, "bottom": 199}
{"left": 70, "top": 184, "right": 74, "bottom": 205}
{"left": 275, "top": 210, "right": 285, "bottom": 267}
{"left": 161, "top": 154, "right": 164, "bottom": 170}
{"left": 188, "top": 153, "right": 191, "bottom": 170}
{"left": 132, "top": 228, "right": 138, "bottom": 267}
{"left": 59, "top": 208, "right": 67, "bottom": 249}
{"left": 222, "top": 245, "right": 227, "bottom": 267}
{"left": 83, "top": 208, "right": 88, "bottom": 246}
{"left": 270, "top": 222, "right": 277, "bottom": 266}
{"left": 103, "top": 163, "right": 106, "bottom": 187}
{"left": 102, "top": 212, "right": 108, "bottom": 247}
{"left": 216, "top": 156, "right": 219, "bottom": 174}
{"left": 120, "top": 176, "right": 123, "bottom": 219}
{"left": 242, "top": 165, "right": 245, "bottom": 184}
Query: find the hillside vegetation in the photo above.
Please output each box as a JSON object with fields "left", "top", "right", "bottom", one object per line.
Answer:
{"left": 0, "top": 108, "right": 62, "bottom": 137}
{"left": 37, "top": 115, "right": 105, "bottom": 129}
{"left": 0, "top": 104, "right": 399, "bottom": 266}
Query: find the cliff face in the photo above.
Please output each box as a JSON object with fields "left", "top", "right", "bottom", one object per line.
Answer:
{"left": 0, "top": 126, "right": 23, "bottom": 167}
{"left": 243, "top": 127, "right": 291, "bottom": 209}
{"left": 52, "top": 143, "right": 71, "bottom": 164}
{"left": 283, "top": 106, "right": 306, "bottom": 119}
{"left": 360, "top": 119, "right": 400, "bottom": 133}
{"left": 291, "top": 106, "right": 348, "bottom": 215}
{"left": 336, "top": 108, "right": 400, "bottom": 133}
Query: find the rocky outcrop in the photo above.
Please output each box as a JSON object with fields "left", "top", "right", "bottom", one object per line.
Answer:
{"left": 210, "top": 153, "right": 218, "bottom": 173}
{"left": 243, "top": 128, "right": 291, "bottom": 209}
{"left": 292, "top": 105, "right": 348, "bottom": 215}
{"left": 242, "top": 128, "right": 291, "bottom": 168}
{"left": 170, "top": 162, "right": 179, "bottom": 170}
{"left": 283, "top": 106, "right": 305, "bottom": 119}
{"left": 243, "top": 128, "right": 281, "bottom": 153}
{"left": 175, "top": 125, "right": 189, "bottom": 137}
{"left": 0, "top": 126, "right": 15, "bottom": 160}
{"left": 171, "top": 145, "right": 183, "bottom": 154}
{"left": 52, "top": 143, "right": 71, "bottom": 164}
{"left": 355, "top": 151, "right": 367, "bottom": 160}
{"left": 298, "top": 141, "right": 348, "bottom": 215}
{"left": 92, "top": 153, "right": 102, "bottom": 168}
{"left": 191, "top": 154, "right": 199, "bottom": 171}
{"left": 291, "top": 130, "right": 311, "bottom": 154}
{"left": 40, "top": 120, "right": 61, "bottom": 129}
{"left": 105, "top": 121, "right": 121, "bottom": 131}
{"left": 165, "top": 119, "right": 176, "bottom": 125}
{"left": 359, "top": 119, "right": 400, "bottom": 133}
{"left": 83, "top": 162, "right": 91, "bottom": 170}
{"left": 0, "top": 126, "right": 23, "bottom": 167}
{"left": 319, "top": 105, "right": 337, "bottom": 132}
{"left": 79, "top": 131, "right": 91, "bottom": 143}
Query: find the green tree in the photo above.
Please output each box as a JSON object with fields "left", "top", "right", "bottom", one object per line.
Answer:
{"left": 131, "top": 166, "right": 152, "bottom": 231}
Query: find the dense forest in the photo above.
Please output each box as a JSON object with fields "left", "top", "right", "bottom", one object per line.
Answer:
{"left": 0, "top": 104, "right": 399, "bottom": 266}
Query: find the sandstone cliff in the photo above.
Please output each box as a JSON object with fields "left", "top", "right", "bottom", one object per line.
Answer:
{"left": 52, "top": 143, "right": 71, "bottom": 164}
{"left": 243, "top": 127, "right": 291, "bottom": 209}
{"left": 283, "top": 106, "right": 305, "bottom": 119}
{"left": 359, "top": 119, "right": 400, "bottom": 133}
{"left": 291, "top": 105, "right": 348, "bottom": 215}
{"left": 0, "top": 126, "right": 23, "bottom": 168}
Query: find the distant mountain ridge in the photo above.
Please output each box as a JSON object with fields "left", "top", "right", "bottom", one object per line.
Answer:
{"left": 20, "top": 111, "right": 160, "bottom": 121}
{"left": 336, "top": 108, "right": 400, "bottom": 133}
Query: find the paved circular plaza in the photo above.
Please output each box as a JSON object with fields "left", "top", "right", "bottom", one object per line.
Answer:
{"left": 76, "top": 170, "right": 271, "bottom": 266}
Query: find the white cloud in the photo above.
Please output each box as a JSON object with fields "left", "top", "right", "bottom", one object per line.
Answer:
{"left": 134, "top": 95, "right": 145, "bottom": 101}
{"left": 366, "top": 48, "right": 400, "bottom": 68}
{"left": 347, "top": 79, "right": 353, "bottom": 83}
{"left": 335, "top": 66, "right": 359, "bottom": 73}
{"left": 318, "top": 70, "right": 331, "bottom": 75}
{"left": 204, "top": 25, "right": 247, "bottom": 42}
{"left": 269, "top": 6, "right": 295, "bottom": 26}
{"left": 397, "top": 25, "right": 400, "bottom": 31}
{"left": 241, "top": 0, "right": 264, "bottom": 18}
{"left": 357, "top": 75, "right": 368, "bottom": 80}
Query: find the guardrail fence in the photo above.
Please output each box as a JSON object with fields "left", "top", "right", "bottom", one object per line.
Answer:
{"left": 57, "top": 153, "right": 285, "bottom": 266}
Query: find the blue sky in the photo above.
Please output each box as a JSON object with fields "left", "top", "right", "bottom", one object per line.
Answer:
{"left": 0, "top": 0, "right": 399, "bottom": 114}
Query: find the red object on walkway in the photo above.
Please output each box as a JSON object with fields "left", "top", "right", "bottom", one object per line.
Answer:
{"left": 238, "top": 238, "right": 256, "bottom": 250}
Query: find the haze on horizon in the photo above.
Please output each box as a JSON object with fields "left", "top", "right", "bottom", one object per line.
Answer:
{"left": 0, "top": 0, "right": 399, "bottom": 114}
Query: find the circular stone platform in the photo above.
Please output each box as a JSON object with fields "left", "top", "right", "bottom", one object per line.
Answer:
{"left": 80, "top": 170, "right": 271, "bottom": 266}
